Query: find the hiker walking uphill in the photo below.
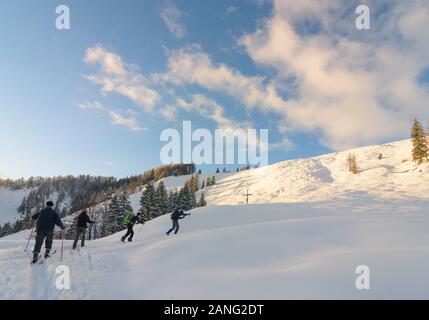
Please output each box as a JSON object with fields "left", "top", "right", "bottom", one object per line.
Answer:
{"left": 121, "top": 212, "right": 142, "bottom": 242}
{"left": 166, "top": 209, "right": 190, "bottom": 236}
{"left": 73, "top": 209, "right": 95, "bottom": 250}
{"left": 31, "top": 201, "right": 65, "bottom": 263}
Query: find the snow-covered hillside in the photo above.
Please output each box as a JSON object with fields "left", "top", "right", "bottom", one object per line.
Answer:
{"left": 0, "top": 187, "right": 32, "bottom": 224}
{"left": 205, "top": 139, "right": 429, "bottom": 205}
{"left": 1, "top": 139, "right": 428, "bottom": 299}
{"left": 1, "top": 199, "right": 428, "bottom": 299}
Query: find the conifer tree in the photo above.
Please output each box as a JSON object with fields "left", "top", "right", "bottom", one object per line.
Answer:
{"left": 106, "top": 193, "right": 123, "bottom": 234}
{"left": 411, "top": 118, "right": 428, "bottom": 164}
{"left": 177, "top": 185, "right": 194, "bottom": 211}
{"left": 139, "top": 181, "right": 156, "bottom": 221}
{"left": 198, "top": 192, "right": 207, "bottom": 207}
{"left": 189, "top": 186, "right": 197, "bottom": 209}
{"left": 156, "top": 181, "right": 169, "bottom": 216}
{"left": 118, "top": 191, "right": 133, "bottom": 216}
{"left": 177, "top": 186, "right": 189, "bottom": 211}
{"left": 168, "top": 189, "right": 179, "bottom": 212}
{"left": 2, "top": 222, "right": 11, "bottom": 236}
{"left": 66, "top": 214, "right": 79, "bottom": 239}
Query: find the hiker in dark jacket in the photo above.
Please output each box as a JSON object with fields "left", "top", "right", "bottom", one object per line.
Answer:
{"left": 31, "top": 201, "right": 65, "bottom": 263}
{"left": 121, "top": 212, "right": 143, "bottom": 243}
{"left": 166, "top": 209, "right": 190, "bottom": 236}
{"left": 73, "top": 209, "right": 95, "bottom": 250}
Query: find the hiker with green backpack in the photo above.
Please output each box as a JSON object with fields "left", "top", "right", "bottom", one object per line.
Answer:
{"left": 121, "top": 211, "right": 143, "bottom": 242}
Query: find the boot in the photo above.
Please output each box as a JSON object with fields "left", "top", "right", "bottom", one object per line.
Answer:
{"left": 120, "top": 237, "right": 125, "bottom": 243}
{"left": 32, "top": 252, "right": 39, "bottom": 264}
{"left": 44, "top": 249, "right": 51, "bottom": 259}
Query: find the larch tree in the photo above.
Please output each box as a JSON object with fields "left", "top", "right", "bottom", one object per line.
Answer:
{"left": 347, "top": 153, "right": 359, "bottom": 174}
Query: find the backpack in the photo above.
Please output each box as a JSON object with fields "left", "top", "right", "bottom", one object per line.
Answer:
{"left": 124, "top": 212, "right": 135, "bottom": 225}
{"left": 171, "top": 210, "right": 184, "bottom": 220}
{"left": 171, "top": 210, "right": 179, "bottom": 220}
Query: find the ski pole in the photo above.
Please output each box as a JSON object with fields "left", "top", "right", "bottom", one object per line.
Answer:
{"left": 24, "top": 224, "right": 35, "bottom": 252}
{"left": 60, "top": 229, "right": 65, "bottom": 262}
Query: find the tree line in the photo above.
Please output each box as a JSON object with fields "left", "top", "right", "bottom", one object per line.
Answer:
{"left": 68, "top": 174, "right": 211, "bottom": 240}
{"left": 0, "top": 163, "right": 196, "bottom": 238}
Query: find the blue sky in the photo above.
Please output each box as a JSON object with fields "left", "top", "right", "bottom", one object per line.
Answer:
{"left": 1, "top": 0, "right": 428, "bottom": 179}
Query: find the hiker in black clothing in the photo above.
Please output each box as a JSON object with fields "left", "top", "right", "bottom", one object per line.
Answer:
{"left": 166, "top": 209, "right": 190, "bottom": 235}
{"left": 73, "top": 209, "right": 95, "bottom": 250}
{"left": 31, "top": 201, "right": 65, "bottom": 263}
{"left": 121, "top": 212, "right": 143, "bottom": 243}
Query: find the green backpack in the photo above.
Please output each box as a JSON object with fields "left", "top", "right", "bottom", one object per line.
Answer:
{"left": 124, "top": 212, "right": 135, "bottom": 225}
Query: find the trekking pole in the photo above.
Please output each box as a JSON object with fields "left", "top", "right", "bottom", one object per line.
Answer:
{"left": 24, "top": 224, "right": 35, "bottom": 252}
{"left": 60, "top": 229, "right": 65, "bottom": 262}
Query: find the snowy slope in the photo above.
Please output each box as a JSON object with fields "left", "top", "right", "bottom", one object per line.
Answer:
{"left": 1, "top": 139, "right": 429, "bottom": 299}
{"left": 1, "top": 199, "right": 428, "bottom": 299}
{"left": 0, "top": 187, "right": 33, "bottom": 224}
{"left": 204, "top": 139, "right": 429, "bottom": 205}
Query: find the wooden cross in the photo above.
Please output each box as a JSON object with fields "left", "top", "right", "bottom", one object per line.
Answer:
{"left": 242, "top": 189, "right": 253, "bottom": 204}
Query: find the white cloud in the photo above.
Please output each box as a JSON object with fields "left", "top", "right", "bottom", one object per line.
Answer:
{"left": 108, "top": 110, "right": 147, "bottom": 132}
{"left": 159, "top": 1, "right": 429, "bottom": 150}
{"left": 160, "top": 105, "right": 178, "bottom": 121}
{"left": 104, "top": 161, "right": 113, "bottom": 166}
{"left": 161, "top": 3, "right": 186, "bottom": 38}
{"left": 78, "top": 101, "right": 104, "bottom": 111}
{"left": 226, "top": 6, "right": 238, "bottom": 16}
{"left": 238, "top": 0, "right": 429, "bottom": 149}
{"left": 269, "top": 138, "right": 295, "bottom": 151}
{"left": 176, "top": 94, "right": 248, "bottom": 129}
{"left": 84, "top": 45, "right": 160, "bottom": 112}
{"left": 175, "top": 94, "right": 277, "bottom": 154}
{"left": 158, "top": 44, "right": 281, "bottom": 113}
{"left": 77, "top": 99, "right": 147, "bottom": 133}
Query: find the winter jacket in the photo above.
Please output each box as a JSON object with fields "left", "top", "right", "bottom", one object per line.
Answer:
{"left": 77, "top": 212, "right": 95, "bottom": 228}
{"left": 124, "top": 212, "right": 140, "bottom": 226}
{"left": 32, "top": 207, "right": 65, "bottom": 232}
{"left": 130, "top": 215, "right": 139, "bottom": 225}
{"left": 171, "top": 210, "right": 189, "bottom": 221}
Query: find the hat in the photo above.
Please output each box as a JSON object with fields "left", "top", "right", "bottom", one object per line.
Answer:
{"left": 46, "top": 201, "right": 54, "bottom": 207}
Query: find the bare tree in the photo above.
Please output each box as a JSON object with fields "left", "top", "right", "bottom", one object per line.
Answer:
{"left": 347, "top": 153, "right": 359, "bottom": 174}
